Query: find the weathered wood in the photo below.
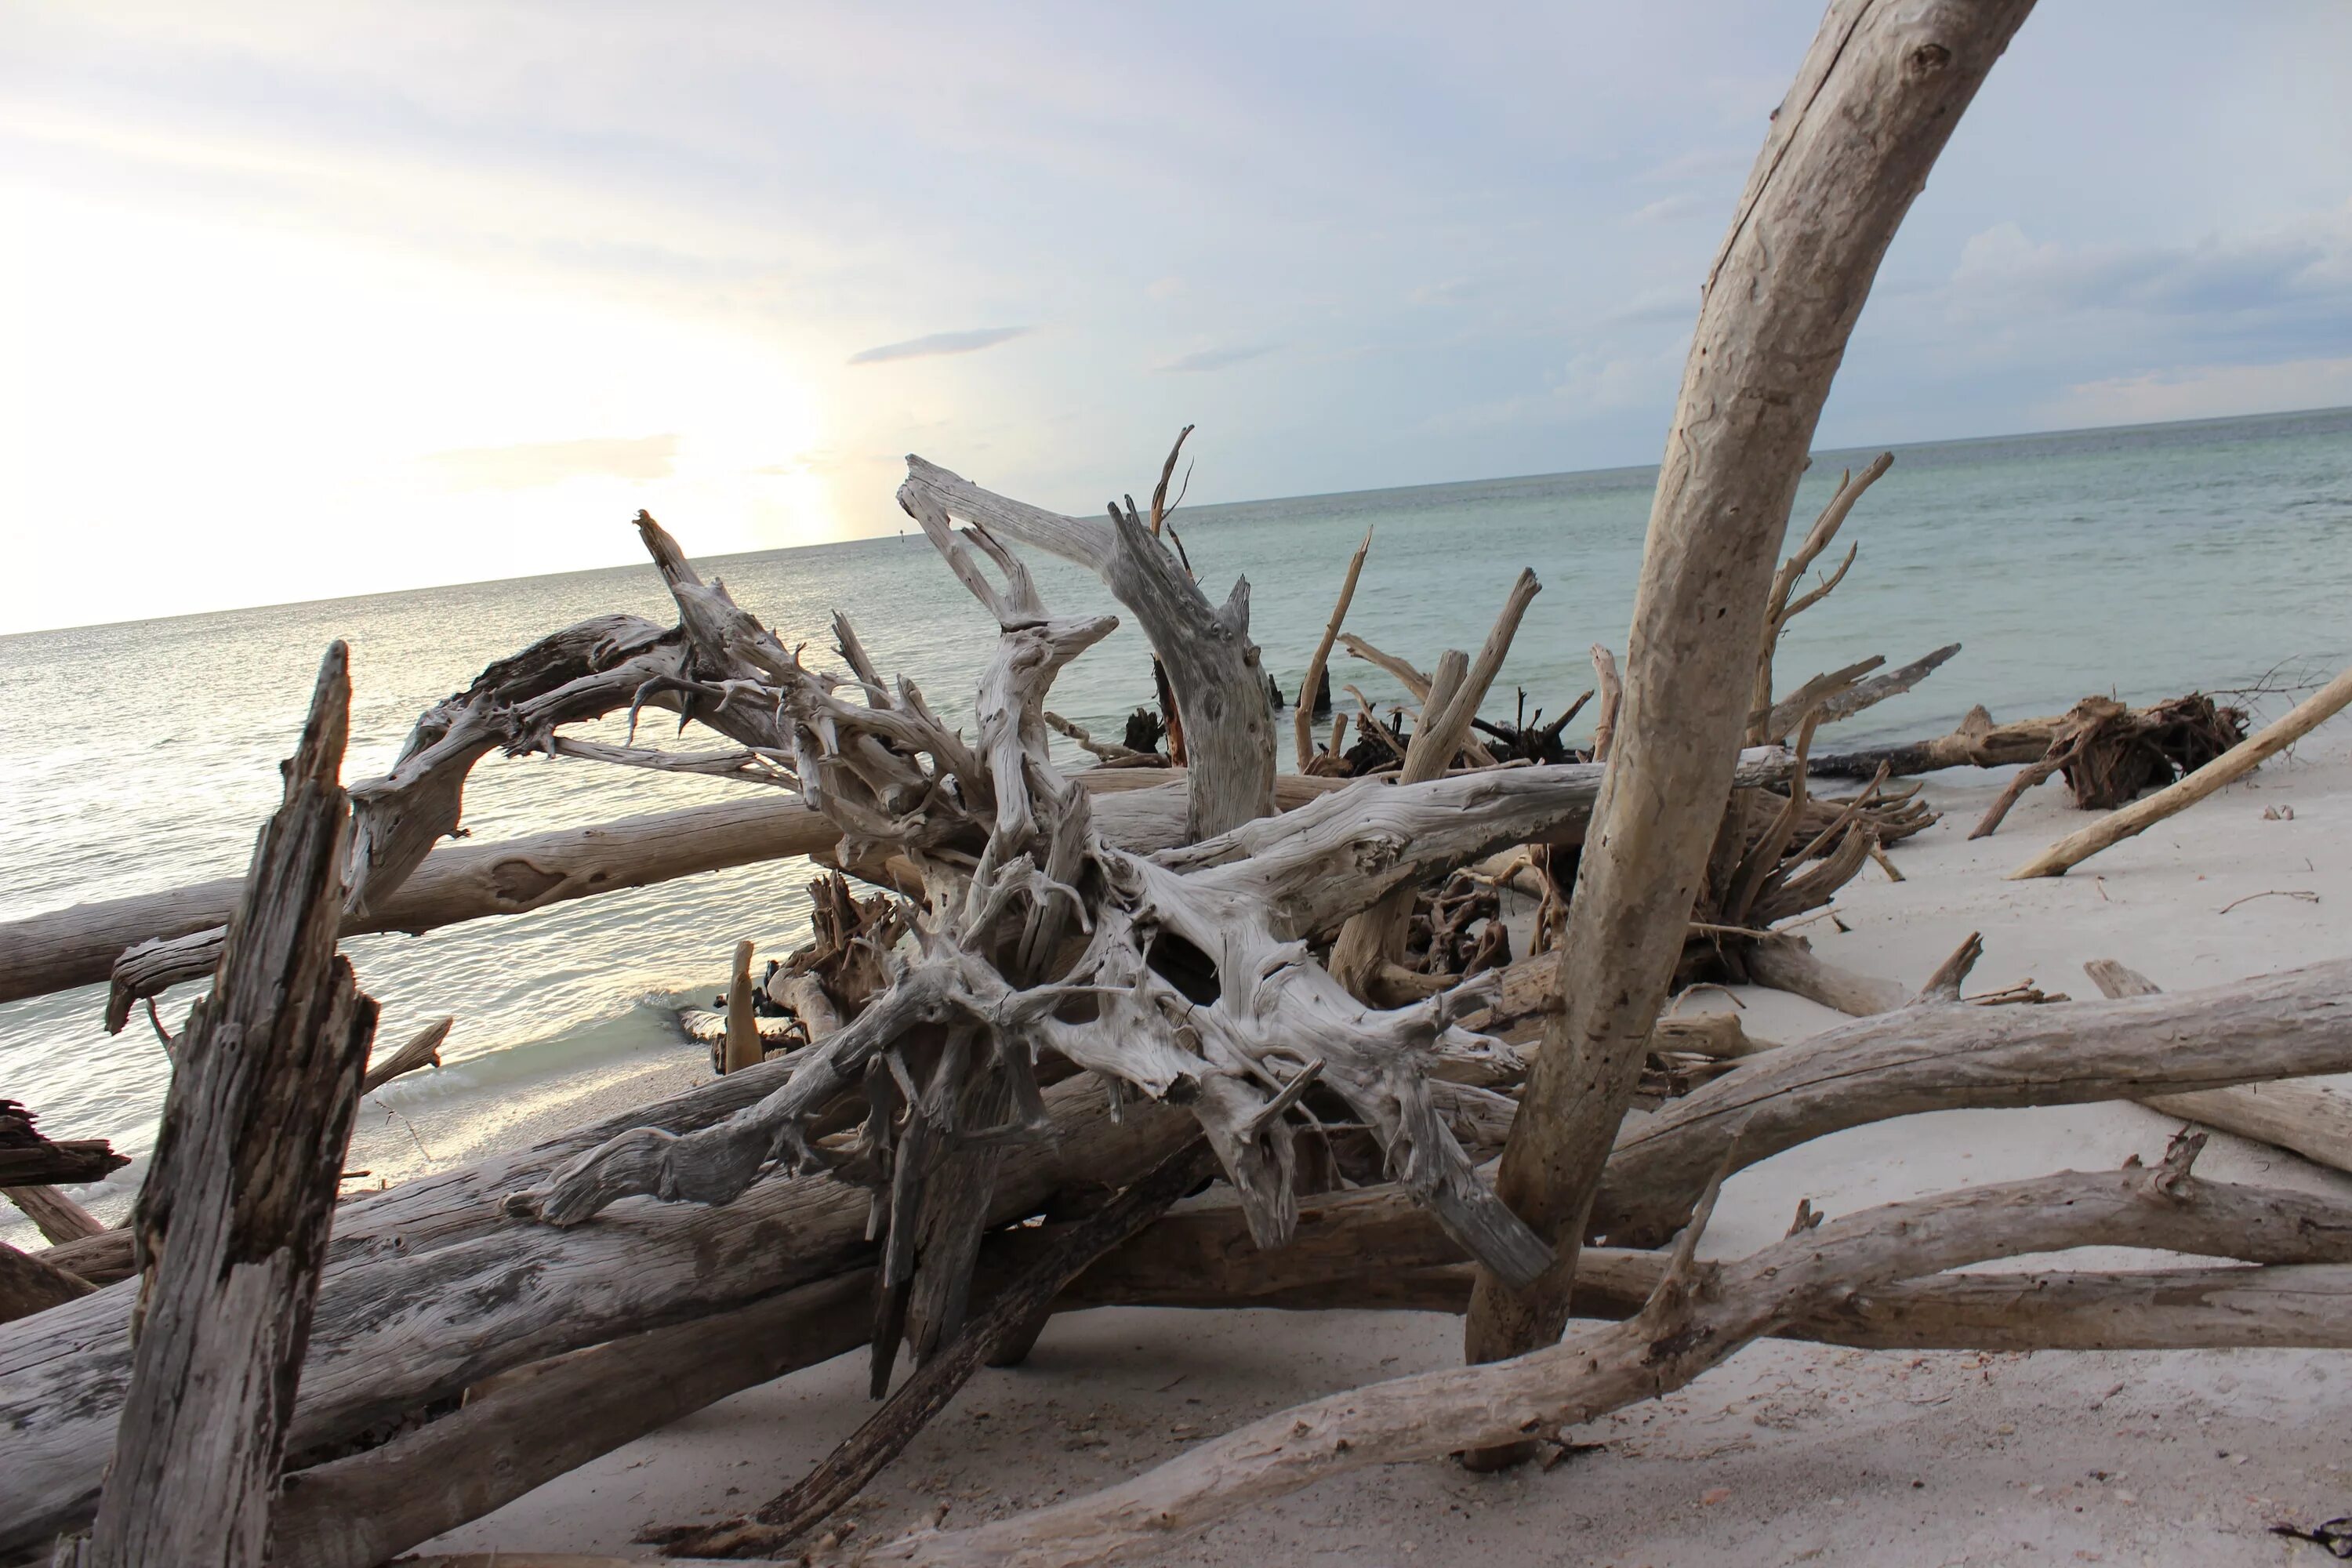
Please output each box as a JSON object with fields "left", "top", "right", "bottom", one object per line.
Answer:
{"left": 263, "top": 1171, "right": 2352, "bottom": 1568}
{"left": 721, "top": 940, "right": 764, "bottom": 1075}
{"left": 1747, "top": 453, "right": 1893, "bottom": 746}
{"left": 2011, "top": 660, "right": 2352, "bottom": 878}
{"left": 1591, "top": 953, "right": 2352, "bottom": 1246}
{"left": 0, "top": 1101, "right": 127, "bottom": 1191}
{"left": 73, "top": 643, "right": 380, "bottom": 1568}
{"left": 867, "top": 1148, "right": 2345, "bottom": 1568}
{"left": 270, "top": 1272, "right": 876, "bottom": 1568}
{"left": 1807, "top": 702, "right": 2056, "bottom": 779}
{"left": 0, "top": 766, "right": 1220, "bottom": 1009}
{"left": 1470, "top": 0, "right": 2035, "bottom": 1395}
{"left": 1586, "top": 644, "right": 1619, "bottom": 761}
{"left": 3, "top": 1185, "right": 104, "bottom": 1246}
{"left": 1294, "top": 528, "right": 1374, "bottom": 771}
{"left": 0, "top": 1240, "right": 94, "bottom": 1324}
{"left": 901, "top": 457, "right": 1278, "bottom": 840}
{"left": 1745, "top": 933, "right": 1909, "bottom": 1015}
{"left": 2086, "top": 960, "right": 2352, "bottom": 1175}
{"left": 0, "top": 1073, "right": 1199, "bottom": 1556}
{"left": 362, "top": 1015, "right": 451, "bottom": 1094}
{"left": 31, "top": 1225, "right": 132, "bottom": 1286}
{"left": 665, "top": 1142, "right": 1220, "bottom": 1559}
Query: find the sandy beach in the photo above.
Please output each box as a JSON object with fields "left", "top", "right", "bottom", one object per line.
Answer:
{"left": 376, "top": 729, "right": 2352, "bottom": 1568}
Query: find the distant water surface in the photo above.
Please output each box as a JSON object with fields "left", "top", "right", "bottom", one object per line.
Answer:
{"left": 3, "top": 406, "right": 2347, "bottom": 1236}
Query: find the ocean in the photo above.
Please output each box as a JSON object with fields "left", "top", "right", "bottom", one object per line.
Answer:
{"left": 4, "top": 405, "right": 2349, "bottom": 1241}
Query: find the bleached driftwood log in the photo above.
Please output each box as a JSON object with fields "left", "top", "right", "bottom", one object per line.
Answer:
{"left": 1591, "top": 945, "right": 2352, "bottom": 1244}
{"left": 65, "top": 645, "right": 379, "bottom": 1568}
{"left": 0, "top": 1073, "right": 1200, "bottom": 1557}
{"left": 2088, "top": 959, "right": 2352, "bottom": 1175}
{"left": 93, "top": 935, "right": 2343, "bottom": 1566}
{"left": 860, "top": 1140, "right": 2350, "bottom": 1568}
{"left": 1472, "top": 0, "right": 2037, "bottom": 1391}
{"left": 0, "top": 764, "right": 1239, "bottom": 1011}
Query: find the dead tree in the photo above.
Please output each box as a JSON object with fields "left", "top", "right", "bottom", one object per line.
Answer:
{"left": 62, "top": 644, "right": 379, "bottom": 1568}
{"left": 1468, "top": 0, "right": 2041, "bottom": 1428}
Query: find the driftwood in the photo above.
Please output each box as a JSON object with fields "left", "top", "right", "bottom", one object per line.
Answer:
{"left": 2, "top": 1184, "right": 103, "bottom": 1246}
{"left": 1969, "top": 694, "right": 2247, "bottom": 839}
{"left": 862, "top": 1141, "right": 2346, "bottom": 1568}
{"left": 1746, "top": 933, "right": 1908, "bottom": 1015}
{"left": 0, "top": 1240, "right": 93, "bottom": 1325}
{"left": 0, "top": 1102, "right": 126, "bottom": 1188}
{"left": 0, "top": 1072, "right": 1200, "bottom": 1557}
{"left": 2087, "top": 959, "right": 2352, "bottom": 1175}
{"left": 1591, "top": 942, "right": 2352, "bottom": 1245}
{"left": 1294, "top": 528, "right": 1373, "bottom": 771}
{"left": 1468, "top": 0, "right": 2035, "bottom": 1406}
{"left": 660, "top": 1141, "right": 1220, "bottom": 1558}
{"left": 67, "top": 644, "right": 380, "bottom": 1568}
{"left": 1745, "top": 453, "right": 1892, "bottom": 745}
{"left": 364, "top": 1015, "right": 451, "bottom": 1094}
{"left": 2013, "top": 660, "right": 2352, "bottom": 878}
{"left": 0, "top": 765, "right": 1221, "bottom": 1010}
{"left": 899, "top": 457, "right": 1276, "bottom": 840}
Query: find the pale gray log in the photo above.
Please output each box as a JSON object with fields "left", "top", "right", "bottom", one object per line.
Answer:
{"left": 1472, "top": 0, "right": 2038, "bottom": 1374}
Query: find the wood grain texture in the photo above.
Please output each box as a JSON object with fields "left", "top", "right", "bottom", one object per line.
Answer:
{"left": 1472, "top": 0, "right": 2038, "bottom": 1373}
{"left": 74, "top": 643, "right": 379, "bottom": 1568}
{"left": 2010, "top": 660, "right": 2352, "bottom": 877}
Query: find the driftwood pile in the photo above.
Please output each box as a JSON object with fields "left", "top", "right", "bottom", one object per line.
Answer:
{"left": 6, "top": 3, "right": 2352, "bottom": 1565}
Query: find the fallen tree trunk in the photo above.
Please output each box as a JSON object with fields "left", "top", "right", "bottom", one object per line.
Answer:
{"left": 2086, "top": 960, "right": 2352, "bottom": 1175}
{"left": 262, "top": 1187, "right": 2352, "bottom": 1568}
{"left": 0, "top": 768, "right": 1305, "bottom": 1009}
{"left": 1590, "top": 951, "right": 2352, "bottom": 1246}
{"left": 865, "top": 1147, "right": 2350, "bottom": 1568}
{"left": 0, "top": 1073, "right": 1198, "bottom": 1557}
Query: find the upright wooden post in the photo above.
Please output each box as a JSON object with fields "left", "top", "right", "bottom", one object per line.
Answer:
{"left": 72, "top": 644, "right": 379, "bottom": 1567}
{"left": 1464, "top": 0, "right": 2038, "bottom": 1453}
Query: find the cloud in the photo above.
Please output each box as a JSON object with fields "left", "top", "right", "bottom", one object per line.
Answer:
{"left": 1624, "top": 194, "right": 1704, "bottom": 227}
{"left": 846, "top": 326, "right": 1030, "bottom": 365}
{"left": 1156, "top": 343, "right": 1277, "bottom": 374}
{"left": 423, "top": 434, "right": 677, "bottom": 490}
{"left": 1947, "top": 211, "right": 2352, "bottom": 331}
{"left": 2044, "top": 354, "right": 2352, "bottom": 429}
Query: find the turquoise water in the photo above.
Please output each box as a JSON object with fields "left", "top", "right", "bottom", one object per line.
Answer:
{"left": 2, "top": 405, "right": 2348, "bottom": 1225}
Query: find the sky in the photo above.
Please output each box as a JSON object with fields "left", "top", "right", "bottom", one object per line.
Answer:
{"left": 3, "top": 2, "right": 2350, "bottom": 634}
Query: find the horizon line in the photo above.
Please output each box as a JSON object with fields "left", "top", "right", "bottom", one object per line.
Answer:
{"left": 6, "top": 401, "right": 2346, "bottom": 642}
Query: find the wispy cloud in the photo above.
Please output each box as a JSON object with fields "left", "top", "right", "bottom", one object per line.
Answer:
{"left": 1156, "top": 343, "right": 1276, "bottom": 374}
{"left": 848, "top": 326, "right": 1031, "bottom": 365}
{"left": 424, "top": 434, "right": 677, "bottom": 490}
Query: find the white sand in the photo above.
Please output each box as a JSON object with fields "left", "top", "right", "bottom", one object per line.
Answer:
{"left": 416, "top": 734, "right": 2352, "bottom": 1567}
